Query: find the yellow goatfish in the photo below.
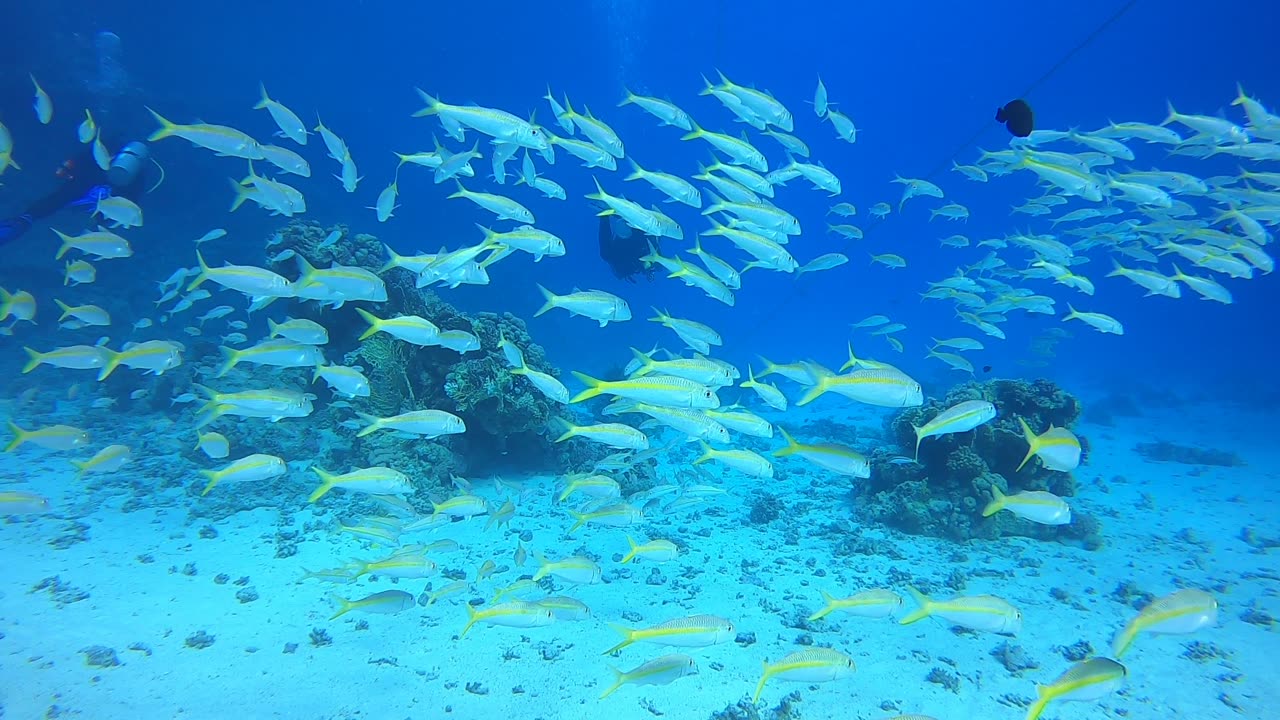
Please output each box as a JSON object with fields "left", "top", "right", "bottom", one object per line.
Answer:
{"left": 600, "top": 654, "right": 698, "bottom": 699}
{"left": 796, "top": 367, "right": 923, "bottom": 408}
{"left": 533, "top": 554, "right": 602, "bottom": 584}
{"left": 328, "top": 589, "right": 416, "bottom": 621}
{"left": 603, "top": 614, "right": 734, "bottom": 655}
{"left": 1025, "top": 658, "right": 1127, "bottom": 720}
{"left": 534, "top": 596, "right": 592, "bottom": 622}
{"left": 1112, "top": 588, "right": 1218, "bottom": 658}
{"left": 567, "top": 503, "right": 643, "bottom": 534}
{"left": 753, "top": 648, "right": 855, "bottom": 703}
{"left": 983, "top": 486, "right": 1071, "bottom": 525}
{"left": 1016, "top": 417, "right": 1081, "bottom": 472}
{"left": 200, "top": 454, "right": 286, "bottom": 496}
{"left": 774, "top": 428, "right": 869, "bottom": 478}
{"left": 621, "top": 536, "right": 679, "bottom": 564}
{"left": 460, "top": 601, "right": 555, "bottom": 638}
{"left": 70, "top": 444, "right": 132, "bottom": 476}
{"left": 899, "top": 588, "right": 1022, "bottom": 634}
{"left": 308, "top": 466, "right": 413, "bottom": 503}
{"left": 808, "top": 589, "right": 902, "bottom": 621}
{"left": 912, "top": 400, "right": 997, "bottom": 460}
{"left": 0, "top": 491, "right": 52, "bottom": 515}
{"left": 5, "top": 422, "right": 90, "bottom": 452}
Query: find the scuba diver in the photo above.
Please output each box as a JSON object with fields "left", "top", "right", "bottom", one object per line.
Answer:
{"left": 598, "top": 212, "right": 660, "bottom": 282}
{"left": 0, "top": 138, "right": 153, "bottom": 247}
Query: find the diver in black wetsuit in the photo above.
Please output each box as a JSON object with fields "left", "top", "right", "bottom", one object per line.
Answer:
{"left": 0, "top": 139, "right": 152, "bottom": 247}
{"left": 598, "top": 213, "right": 660, "bottom": 282}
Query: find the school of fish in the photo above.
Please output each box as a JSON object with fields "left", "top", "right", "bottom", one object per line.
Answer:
{"left": 3, "top": 69, "right": 1261, "bottom": 716}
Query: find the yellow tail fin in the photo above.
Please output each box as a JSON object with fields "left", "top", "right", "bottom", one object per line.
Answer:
{"left": 459, "top": 603, "right": 480, "bottom": 638}
{"left": 599, "top": 667, "right": 627, "bottom": 699}
{"left": 1015, "top": 417, "right": 1040, "bottom": 472}
{"left": 1024, "top": 689, "right": 1052, "bottom": 720}
{"left": 569, "top": 371, "right": 606, "bottom": 403}
{"left": 752, "top": 660, "right": 773, "bottom": 703}
{"left": 553, "top": 417, "right": 578, "bottom": 443}
{"left": 795, "top": 376, "right": 829, "bottom": 407}
{"left": 772, "top": 427, "right": 801, "bottom": 458}
{"left": 808, "top": 590, "right": 838, "bottom": 621}
{"left": 601, "top": 623, "right": 635, "bottom": 655}
{"left": 21, "top": 347, "right": 43, "bottom": 374}
{"left": 533, "top": 283, "right": 557, "bottom": 317}
{"left": 307, "top": 467, "right": 337, "bottom": 503}
{"left": 897, "top": 587, "right": 933, "bottom": 625}
{"left": 53, "top": 229, "right": 74, "bottom": 260}
{"left": 982, "top": 485, "right": 1007, "bottom": 517}
{"left": 95, "top": 349, "right": 123, "bottom": 381}
{"left": 327, "top": 593, "right": 354, "bottom": 621}
{"left": 1111, "top": 619, "right": 1140, "bottom": 658}
{"left": 566, "top": 510, "right": 589, "bottom": 535}
{"left": 215, "top": 346, "right": 239, "bottom": 378}
{"left": 145, "top": 107, "right": 180, "bottom": 142}
{"left": 199, "top": 469, "right": 221, "bottom": 497}
{"left": 186, "top": 250, "right": 211, "bottom": 291}
{"left": 620, "top": 535, "right": 640, "bottom": 564}
{"left": 4, "top": 421, "right": 28, "bottom": 452}
{"left": 692, "top": 440, "right": 715, "bottom": 466}
{"left": 355, "top": 308, "right": 382, "bottom": 341}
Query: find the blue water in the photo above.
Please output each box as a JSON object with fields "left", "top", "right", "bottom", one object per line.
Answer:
{"left": 4, "top": 1, "right": 1277, "bottom": 391}
{"left": 2, "top": 1, "right": 1279, "bottom": 718}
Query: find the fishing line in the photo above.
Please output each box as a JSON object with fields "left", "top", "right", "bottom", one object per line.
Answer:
{"left": 735, "top": 0, "right": 1140, "bottom": 346}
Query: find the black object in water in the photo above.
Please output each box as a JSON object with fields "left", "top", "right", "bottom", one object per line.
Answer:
{"left": 598, "top": 215, "right": 658, "bottom": 283}
{"left": 996, "top": 99, "right": 1034, "bottom": 138}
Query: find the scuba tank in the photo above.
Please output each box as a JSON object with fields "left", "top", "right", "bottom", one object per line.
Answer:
{"left": 107, "top": 141, "right": 149, "bottom": 189}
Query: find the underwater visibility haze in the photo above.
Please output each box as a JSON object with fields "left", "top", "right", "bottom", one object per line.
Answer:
{"left": 1, "top": 1, "right": 1278, "bottom": 718}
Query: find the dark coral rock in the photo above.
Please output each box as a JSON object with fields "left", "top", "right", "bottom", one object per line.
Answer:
{"left": 1182, "top": 641, "right": 1231, "bottom": 663}
{"left": 1134, "top": 441, "right": 1245, "bottom": 467}
{"left": 80, "top": 646, "right": 120, "bottom": 668}
{"left": 1057, "top": 640, "right": 1093, "bottom": 661}
{"left": 31, "top": 576, "right": 89, "bottom": 607}
{"left": 990, "top": 642, "right": 1039, "bottom": 675}
{"left": 945, "top": 446, "right": 989, "bottom": 482}
{"left": 309, "top": 628, "right": 332, "bottom": 647}
{"left": 1111, "top": 581, "right": 1154, "bottom": 610}
{"left": 926, "top": 666, "right": 960, "bottom": 693}
{"left": 253, "top": 220, "right": 581, "bottom": 483}
{"left": 184, "top": 631, "right": 215, "bottom": 650}
{"left": 867, "top": 377, "right": 1094, "bottom": 546}
{"left": 267, "top": 220, "right": 377, "bottom": 274}
{"left": 748, "top": 493, "right": 783, "bottom": 525}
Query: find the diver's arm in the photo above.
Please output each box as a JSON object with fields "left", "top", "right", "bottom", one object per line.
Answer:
{"left": 24, "top": 180, "right": 96, "bottom": 220}
{"left": 0, "top": 181, "right": 92, "bottom": 246}
{"left": 0, "top": 149, "right": 113, "bottom": 247}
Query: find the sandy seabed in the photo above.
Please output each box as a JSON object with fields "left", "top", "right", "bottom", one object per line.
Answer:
{"left": 1, "top": 398, "right": 1277, "bottom": 720}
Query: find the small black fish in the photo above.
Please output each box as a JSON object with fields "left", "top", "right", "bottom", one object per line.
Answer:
{"left": 982, "top": 365, "right": 993, "bottom": 374}
{"left": 996, "top": 99, "right": 1034, "bottom": 138}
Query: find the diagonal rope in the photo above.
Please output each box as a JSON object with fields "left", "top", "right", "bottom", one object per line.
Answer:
{"left": 739, "top": 0, "right": 1141, "bottom": 341}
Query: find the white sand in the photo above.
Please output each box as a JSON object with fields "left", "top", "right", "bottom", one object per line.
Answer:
{"left": 1, "top": 396, "right": 1276, "bottom": 719}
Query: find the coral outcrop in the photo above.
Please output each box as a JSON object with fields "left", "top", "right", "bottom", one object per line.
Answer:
{"left": 861, "top": 378, "right": 1101, "bottom": 548}
{"left": 263, "top": 220, "right": 578, "bottom": 478}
